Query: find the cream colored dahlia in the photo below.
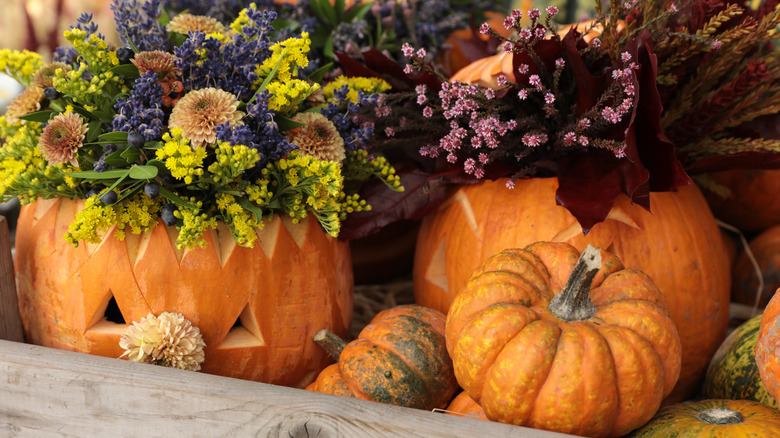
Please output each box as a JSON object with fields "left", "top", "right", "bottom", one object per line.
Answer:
{"left": 286, "top": 112, "right": 346, "bottom": 162}
{"left": 119, "top": 312, "right": 206, "bottom": 371}
{"left": 5, "top": 86, "right": 44, "bottom": 124}
{"left": 167, "top": 13, "right": 226, "bottom": 35}
{"left": 32, "top": 62, "right": 71, "bottom": 89}
{"left": 37, "top": 111, "right": 88, "bottom": 167}
{"left": 168, "top": 88, "right": 244, "bottom": 148}
{"left": 131, "top": 51, "right": 179, "bottom": 80}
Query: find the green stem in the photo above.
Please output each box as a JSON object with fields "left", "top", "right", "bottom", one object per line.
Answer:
{"left": 548, "top": 244, "right": 601, "bottom": 322}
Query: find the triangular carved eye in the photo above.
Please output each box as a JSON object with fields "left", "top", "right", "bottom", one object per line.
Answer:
{"left": 86, "top": 291, "right": 129, "bottom": 335}
{"left": 217, "top": 304, "right": 265, "bottom": 349}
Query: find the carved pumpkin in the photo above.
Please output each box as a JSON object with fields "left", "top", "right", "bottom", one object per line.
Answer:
{"left": 732, "top": 226, "right": 780, "bottom": 308}
{"left": 755, "top": 289, "right": 780, "bottom": 403}
{"left": 306, "top": 304, "right": 458, "bottom": 410}
{"left": 14, "top": 198, "right": 353, "bottom": 387}
{"left": 414, "top": 177, "right": 730, "bottom": 404}
{"left": 446, "top": 391, "right": 488, "bottom": 421}
{"left": 703, "top": 314, "right": 777, "bottom": 408}
{"left": 704, "top": 169, "right": 780, "bottom": 232}
{"left": 446, "top": 242, "right": 681, "bottom": 437}
{"left": 627, "top": 399, "right": 780, "bottom": 437}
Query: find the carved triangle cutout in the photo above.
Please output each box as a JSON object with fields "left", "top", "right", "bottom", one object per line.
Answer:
{"left": 164, "top": 224, "right": 187, "bottom": 264}
{"left": 209, "top": 222, "right": 237, "bottom": 268}
{"left": 281, "top": 216, "right": 308, "bottom": 251}
{"left": 256, "top": 217, "right": 281, "bottom": 259}
{"left": 424, "top": 237, "right": 450, "bottom": 293}
{"left": 86, "top": 291, "right": 128, "bottom": 331}
{"left": 217, "top": 304, "right": 265, "bottom": 349}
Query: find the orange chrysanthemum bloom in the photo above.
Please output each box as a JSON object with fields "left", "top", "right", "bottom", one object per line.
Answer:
{"left": 5, "top": 86, "right": 44, "bottom": 124}
{"left": 38, "top": 112, "right": 88, "bottom": 167}
{"left": 131, "top": 51, "right": 179, "bottom": 80}
{"left": 169, "top": 88, "right": 244, "bottom": 148}
{"left": 32, "top": 62, "right": 71, "bottom": 89}
{"left": 286, "top": 112, "right": 346, "bottom": 162}
{"left": 167, "top": 13, "right": 226, "bottom": 35}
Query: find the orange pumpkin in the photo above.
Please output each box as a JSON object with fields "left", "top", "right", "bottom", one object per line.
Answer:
{"left": 704, "top": 169, "right": 780, "bottom": 232}
{"left": 755, "top": 288, "right": 780, "bottom": 402}
{"left": 732, "top": 225, "right": 780, "bottom": 308}
{"left": 413, "top": 178, "right": 730, "bottom": 404}
{"left": 446, "top": 242, "right": 681, "bottom": 437}
{"left": 14, "top": 198, "right": 353, "bottom": 387}
{"left": 446, "top": 391, "right": 488, "bottom": 421}
{"left": 306, "top": 304, "right": 458, "bottom": 410}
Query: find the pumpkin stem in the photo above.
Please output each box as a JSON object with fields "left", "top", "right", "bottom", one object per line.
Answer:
{"left": 313, "top": 329, "right": 347, "bottom": 360}
{"left": 699, "top": 407, "right": 744, "bottom": 425}
{"left": 548, "top": 244, "right": 601, "bottom": 322}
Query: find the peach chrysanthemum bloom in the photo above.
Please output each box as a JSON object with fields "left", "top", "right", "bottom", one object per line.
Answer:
{"left": 286, "top": 112, "right": 346, "bottom": 162}
{"left": 119, "top": 312, "right": 206, "bottom": 371}
{"left": 32, "top": 62, "right": 71, "bottom": 89}
{"left": 5, "top": 86, "right": 44, "bottom": 124}
{"left": 131, "top": 51, "right": 179, "bottom": 80}
{"left": 37, "top": 111, "right": 88, "bottom": 167}
{"left": 169, "top": 88, "right": 244, "bottom": 148}
{"left": 167, "top": 13, "right": 226, "bottom": 35}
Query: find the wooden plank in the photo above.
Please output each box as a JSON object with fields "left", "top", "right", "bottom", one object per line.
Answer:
{"left": 0, "top": 340, "right": 578, "bottom": 438}
{"left": 0, "top": 215, "right": 23, "bottom": 343}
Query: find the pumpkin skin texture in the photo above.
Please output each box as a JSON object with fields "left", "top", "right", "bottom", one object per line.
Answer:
{"left": 445, "top": 391, "right": 488, "bottom": 421}
{"left": 307, "top": 305, "right": 458, "bottom": 410}
{"left": 627, "top": 399, "right": 780, "bottom": 437}
{"left": 732, "top": 226, "right": 780, "bottom": 308}
{"left": 14, "top": 199, "right": 353, "bottom": 387}
{"left": 756, "top": 289, "right": 780, "bottom": 402}
{"left": 446, "top": 242, "right": 682, "bottom": 438}
{"left": 704, "top": 169, "right": 780, "bottom": 233}
{"left": 414, "top": 177, "right": 730, "bottom": 404}
{"left": 703, "top": 314, "right": 778, "bottom": 408}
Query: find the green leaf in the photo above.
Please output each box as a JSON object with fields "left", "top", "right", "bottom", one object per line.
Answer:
{"left": 109, "top": 63, "right": 140, "bottom": 80}
{"left": 309, "top": 0, "right": 328, "bottom": 24}
{"left": 319, "top": 0, "right": 338, "bottom": 26}
{"left": 86, "top": 121, "right": 102, "bottom": 143}
{"left": 304, "top": 105, "right": 326, "bottom": 113}
{"left": 334, "top": 0, "right": 346, "bottom": 17}
{"left": 158, "top": 8, "right": 171, "bottom": 26}
{"left": 237, "top": 197, "right": 267, "bottom": 222}
{"left": 159, "top": 186, "right": 198, "bottom": 209}
{"left": 98, "top": 131, "right": 129, "bottom": 143}
{"left": 19, "top": 110, "right": 55, "bottom": 123}
{"left": 67, "top": 169, "right": 130, "bottom": 180}
{"left": 307, "top": 62, "right": 333, "bottom": 84}
{"left": 120, "top": 147, "right": 141, "bottom": 163}
{"left": 323, "top": 34, "right": 335, "bottom": 59}
{"left": 343, "top": 2, "right": 372, "bottom": 21}
{"left": 92, "top": 110, "right": 114, "bottom": 123}
{"left": 129, "top": 165, "right": 158, "bottom": 179}
{"left": 170, "top": 32, "right": 188, "bottom": 47}
{"left": 276, "top": 115, "right": 307, "bottom": 131}
{"left": 114, "top": 183, "right": 143, "bottom": 205}
{"left": 70, "top": 105, "right": 98, "bottom": 122}
{"left": 272, "top": 19, "right": 300, "bottom": 32}
{"left": 103, "top": 150, "right": 130, "bottom": 167}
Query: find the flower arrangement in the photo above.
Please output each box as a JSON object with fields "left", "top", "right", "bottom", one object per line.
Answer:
{"left": 345, "top": 0, "right": 780, "bottom": 232}
{"left": 0, "top": 1, "right": 404, "bottom": 250}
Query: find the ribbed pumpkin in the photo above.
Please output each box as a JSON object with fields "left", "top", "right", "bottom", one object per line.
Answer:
{"left": 414, "top": 178, "right": 730, "bottom": 404}
{"left": 446, "top": 242, "right": 682, "bottom": 437}
{"left": 732, "top": 226, "right": 780, "bottom": 308}
{"left": 446, "top": 391, "right": 488, "bottom": 421}
{"left": 704, "top": 169, "right": 780, "bottom": 233}
{"left": 627, "top": 399, "right": 780, "bottom": 437}
{"left": 755, "top": 289, "right": 780, "bottom": 403}
{"left": 306, "top": 304, "right": 458, "bottom": 410}
{"left": 703, "top": 314, "right": 778, "bottom": 408}
{"left": 14, "top": 198, "right": 353, "bottom": 387}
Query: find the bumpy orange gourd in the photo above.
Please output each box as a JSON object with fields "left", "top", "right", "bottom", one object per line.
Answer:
{"left": 628, "top": 399, "right": 780, "bottom": 437}
{"left": 14, "top": 199, "right": 353, "bottom": 387}
{"left": 755, "top": 288, "right": 780, "bottom": 402}
{"left": 446, "top": 391, "right": 488, "bottom": 421}
{"left": 446, "top": 242, "right": 682, "bottom": 437}
{"left": 306, "top": 304, "right": 458, "bottom": 410}
{"left": 414, "top": 178, "right": 730, "bottom": 404}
